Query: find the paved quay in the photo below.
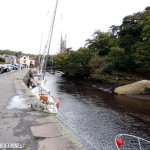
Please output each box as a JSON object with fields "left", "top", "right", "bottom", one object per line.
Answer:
{"left": 0, "top": 69, "right": 83, "bottom": 150}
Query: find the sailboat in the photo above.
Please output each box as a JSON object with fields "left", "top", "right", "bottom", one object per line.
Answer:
{"left": 29, "top": 0, "right": 60, "bottom": 114}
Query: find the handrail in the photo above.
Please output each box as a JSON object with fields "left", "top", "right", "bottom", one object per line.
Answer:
{"left": 115, "top": 134, "right": 150, "bottom": 150}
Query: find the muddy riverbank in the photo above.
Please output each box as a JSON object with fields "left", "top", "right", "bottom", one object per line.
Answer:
{"left": 61, "top": 77, "right": 150, "bottom": 101}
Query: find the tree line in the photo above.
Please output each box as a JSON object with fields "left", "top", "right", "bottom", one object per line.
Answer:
{"left": 0, "top": 50, "right": 38, "bottom": 64}
{"left": 53, "top": 7, "right": 150, "bottom": 83}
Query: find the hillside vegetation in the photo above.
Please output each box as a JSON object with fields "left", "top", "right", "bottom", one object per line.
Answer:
{"left": 53, "top": 7, "right": 150, "bottom": 85}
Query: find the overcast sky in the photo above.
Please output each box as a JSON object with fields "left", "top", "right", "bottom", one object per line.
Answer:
{"left": 0, "top": 0, "right": 149, "bottom": 55}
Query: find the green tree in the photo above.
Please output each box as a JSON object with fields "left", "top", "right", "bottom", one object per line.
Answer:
{"left": 0, "top": 57, "right": 5, "bottom": 63}
{"left": 15, "top": 51, "right": 22, "bottom": 57}
{"left": 109, "top": 25, "right": 120, "bottom": 38}
{"left": 54, "top": 7, "right": 150, "bottom": 80}
{"left": 53, "top": 53, "right": 69, "bottom": 72}
{"left": 85, "top": 30, "right": 118, "bottom": 55}
{"left": 132, "top": 40, "right": 150, "bottom": 74}
{"left": 107, "top": 47, "right": 125, "bottom": 71}
{"left": 65, "top": 48, "right": 92, "bottom": 77}
{"left": 63, "top": 48, "right": 73, "bottom": 54}
{"left": 115, "top": 7, "right": 150, "bottom": 73}
{"left": 0, "top": 49, "right": 15, "bottom": 55}
{"left": 53, "top": 48, "right": 92, "bottom": 78}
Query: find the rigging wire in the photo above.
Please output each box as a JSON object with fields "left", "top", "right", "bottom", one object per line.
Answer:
{"left": 39, "top": 20, "right": 54, "bottom": 77}
{"left": 36, "top": 0, "right": 99, "bottom": 149}
{"left": 43, "top": 0, "right": 59, "bottom": 79}
{"left": 38, "top": 32, "right": 43, "bottom": 70}
{"left": 52, "top": 113, "right": 100, "bottom": 150}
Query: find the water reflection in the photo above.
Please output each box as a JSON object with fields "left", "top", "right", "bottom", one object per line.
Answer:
{"left": 113, "top": 94, "right": 150, "bottom": 114}
{"left": 44, "top": 72, "right": 150, "bottom": 150}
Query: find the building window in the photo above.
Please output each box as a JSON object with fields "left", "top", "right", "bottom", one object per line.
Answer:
{"left": 24, "top": 57, "right": 26, "bottom": 59}
{"left": 24, "top": 60, "right": 26, "bottom": 63}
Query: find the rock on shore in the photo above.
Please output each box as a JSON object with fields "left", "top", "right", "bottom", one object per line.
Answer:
{"left": 114, "top": 80, "right": 150, "bottom": 95}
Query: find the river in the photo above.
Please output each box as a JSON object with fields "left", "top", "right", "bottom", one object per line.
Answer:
{"left": 44, "top": 72, "right": 150, "bottom": 150}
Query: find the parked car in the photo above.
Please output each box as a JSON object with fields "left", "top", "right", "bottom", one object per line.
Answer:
{"left": 0, "top": 64, "right": 9, "bottom": 72}
{"left": 6, "top": 64, "right": 12, "bottom": 71}
{"left": 0, "top": 65, "right": 4, "bottom": 74}
{"left": 22, "top": 64, "right": 28, "bottom": 68}
{"left": 12, "top": 64, "right": 21, "bottom": 70}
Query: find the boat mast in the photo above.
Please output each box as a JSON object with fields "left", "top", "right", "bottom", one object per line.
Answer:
{"left": 43, "top": 0, "right": 59, "bottom": 79}
{"left": 38, "top": 33, "right": 43, "bottom": 73}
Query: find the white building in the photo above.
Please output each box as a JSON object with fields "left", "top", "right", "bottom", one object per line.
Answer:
{"left": 19, "top": 55, "right": 35, "bottom": 68}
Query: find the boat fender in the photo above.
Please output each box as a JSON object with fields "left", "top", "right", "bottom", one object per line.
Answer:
{"left": 56, "top": 100, "right": 60, "bottom": 109}
{"left": 116, "top": 138, "right": 123, "bottom": 148}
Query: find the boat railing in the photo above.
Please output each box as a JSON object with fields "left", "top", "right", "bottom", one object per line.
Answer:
{"left": 115, "top": 134, "right": 150, "bottom": 150}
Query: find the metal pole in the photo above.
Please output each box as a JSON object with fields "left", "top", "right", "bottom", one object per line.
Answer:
{"left": 43, "top": 0, "right": 59, "bottom": 79}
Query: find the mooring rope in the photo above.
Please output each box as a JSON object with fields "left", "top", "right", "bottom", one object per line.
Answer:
{"left": 53, "top": 112, "right": 100, "bottom": 150}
